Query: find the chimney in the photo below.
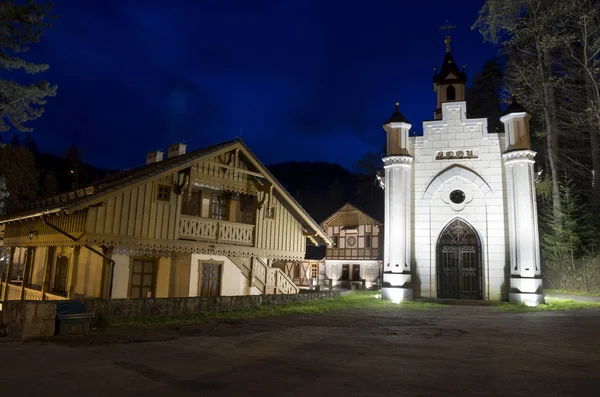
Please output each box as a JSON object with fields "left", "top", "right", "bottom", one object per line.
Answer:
{"left": 168, "top": 142, "right": 187, "bottom": 158}
{"left": 146, "top": 150, "right": 164, "bottom": 165}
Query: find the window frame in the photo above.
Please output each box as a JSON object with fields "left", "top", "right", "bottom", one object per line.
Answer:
{"left": 265, "top": 205, "right": 276, "bottom": 220}
{"left": 210, "top": 192, "right": 228, "bottom": 220}
{"left": 128, "top": 257, "right": 158, "bottom": 299}
{"left": 156, "top": 184, "right": 172, "bottom": 202}
{"left": 365, "top": 233, "right": 372, "bottom": 249}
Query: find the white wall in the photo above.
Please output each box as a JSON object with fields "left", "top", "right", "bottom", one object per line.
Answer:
{"left": 111, "top": 254, "right": 130, "bottom": 299}
{"left": 190, "top": 254, "right": 247, "bottom": 296}
{"left": 411, "top": 101, "right": 509, "bottom": 301}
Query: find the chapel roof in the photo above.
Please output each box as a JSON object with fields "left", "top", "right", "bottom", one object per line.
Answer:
{"left": 433, "top": 51, "right": 467, "bottom": 84}
{"left": 383, "top": 102, "right": 410, "bottom": 125}
{"left": 502, "top": 96, "right": 528, "bottom": 116}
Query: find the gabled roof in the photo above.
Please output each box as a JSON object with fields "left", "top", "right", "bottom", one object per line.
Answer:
{"left": 0, "top": 138, "right": 332, "bottom": 247}
{"left": 434, "top": 52, "right": 467, "bottom": 84}
{"left": 321, "top": 202, "right": 383, "bottom": 228}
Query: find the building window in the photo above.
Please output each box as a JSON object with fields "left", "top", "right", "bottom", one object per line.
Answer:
{"left": 130, "top": 259, "right": 156, "bottom": 298}
{"left": 182, "top": 190, "right": 201, "bottom": 216}
{"left": 157, "top": 185, "right": 171, "bottom": 202}
{"left": 265, "top": 206, "right": 275, "bottom": 219}
{"left": 240, "top": 194, "right": 255, "bottom": 224}
{"left": 52, "top": 256, "right": 69, "bottom": 295}
{"left": 311, "top": 263, "right": 318, "bottom": 279}
{"left": 446, "top": 85, "right": 456, "bottom": 101}
{"left": 365, "top": 234, "right": 372, "bottom": 249}
{"left": 211, "top": 193, "right": 228, "bottom": 220}
{"left": 332, "top": 235, "right": 339, "bottom": 247}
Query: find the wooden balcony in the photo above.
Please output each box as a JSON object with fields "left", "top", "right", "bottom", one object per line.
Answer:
{"left": 178, "top": 215, "right": 255, "bottom": 246}
{"left": 0, "top": 282, "right": 68, "bottom": 302}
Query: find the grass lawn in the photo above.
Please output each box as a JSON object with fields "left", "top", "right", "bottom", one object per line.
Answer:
{"left": 493, "top": 297, "right": 600, "bottom": 313}
{"left": 109, "top": 291, "right": 441, "bottom": 329}
{"left": 545, "top": 289, "right": 600, "bottom": 297}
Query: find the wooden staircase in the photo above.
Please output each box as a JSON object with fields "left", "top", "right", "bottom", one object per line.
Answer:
{"left": 228, "top": 257, "right": 299, "bottom": 295}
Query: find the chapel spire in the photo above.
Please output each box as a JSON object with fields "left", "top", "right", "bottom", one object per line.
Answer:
{"left": 433, "top": 23, "right": 466, "bottom": 120}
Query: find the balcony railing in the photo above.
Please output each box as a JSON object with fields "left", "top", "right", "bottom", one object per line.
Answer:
{"left": 0, "top": 282, "right": 68, "bottom": 301}
{"left": 179, "top": 215, "right": 254, "bottom": 246}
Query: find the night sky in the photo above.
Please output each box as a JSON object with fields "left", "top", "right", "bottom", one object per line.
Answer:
{"left": 5, "top": 0, "right": 497, "bottom": 171}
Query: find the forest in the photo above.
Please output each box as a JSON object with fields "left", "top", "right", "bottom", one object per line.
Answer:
{"left": 473, "top": 0, "right": 600, "bottom": 292}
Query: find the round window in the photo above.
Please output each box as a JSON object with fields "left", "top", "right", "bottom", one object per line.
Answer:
{"left": 346, "top": 235, "right": 357, "bottom": 248}
{"left": 449, "top": 190, "right": 466, "bottom": 204}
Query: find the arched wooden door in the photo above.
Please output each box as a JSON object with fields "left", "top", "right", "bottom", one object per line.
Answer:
{"left": 437, "top": 218, "right": 483, "bottom": 300}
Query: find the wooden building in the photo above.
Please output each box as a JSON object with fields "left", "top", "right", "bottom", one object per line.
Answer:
{"left": 0, "top": 139, "right": 331, "bottom": 303}
{"left": 275, "top": 203, "right": 382, "bottom": 290}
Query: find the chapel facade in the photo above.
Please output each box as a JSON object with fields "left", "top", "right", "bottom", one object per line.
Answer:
{"left": 380, "top": 37, "right": 544, "bottom": 305}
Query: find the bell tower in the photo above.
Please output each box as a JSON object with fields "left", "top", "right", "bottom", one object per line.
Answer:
{"left": 433, "top": 29, "right": 467, "bottom": 120}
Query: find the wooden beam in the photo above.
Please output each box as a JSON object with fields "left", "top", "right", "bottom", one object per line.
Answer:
{"left": 68, "top": 246, "right": 80, "bottom": 299}
{"left": 2, "top": 247, "right": 15, "bottom": 301}
{"left": 203, "top": 161, "right": 265, "bottom": 178}
{"left": 40, "top": 247, "right": 54, "bottom": 301}
{"left": 19, "top": 248, "right": 31, "bottom": 300}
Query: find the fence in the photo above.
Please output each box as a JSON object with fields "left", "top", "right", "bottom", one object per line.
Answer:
{"left": 542, "top": 256, "right": 600, "bottom": 293}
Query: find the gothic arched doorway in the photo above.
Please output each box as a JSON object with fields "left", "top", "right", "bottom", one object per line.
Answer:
{"left": 437, "top": 218, "right": 483, "bottom": 300}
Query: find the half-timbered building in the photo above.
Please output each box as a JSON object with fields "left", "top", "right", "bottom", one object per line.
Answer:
{"left": 275, "top": 203, "right": 383, "bottom": 290}
{"left": 321, "top": 203, "right": 382, "bottom": 289}
{"left": 0, "top": 139, "right": 331, "bottom": 303}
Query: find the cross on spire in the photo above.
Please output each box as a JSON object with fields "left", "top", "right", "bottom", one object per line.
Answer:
{"left": 439, "top": 20, "right": 456, "bottom": 52}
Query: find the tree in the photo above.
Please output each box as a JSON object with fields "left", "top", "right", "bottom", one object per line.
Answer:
{"left": 42, "top": 170, "right": 56, "bottom": 197}
{"left": 474, "top": 0, "right": 564, "bottom": 225}
{"left": 0, "top": 143, "right": 39, "bottom": 205}
{"left": 466, "top": 58, "right": 504, "bottom": 133}
{"left": 0, "top": 142, "right": 8, "bottom": 215}
{"left": 0, "top": 1, "right": 57, "bottom": 132}
{"left": 354, "top": 150, "right": 385, "bottom": 221}
{"left": 65, "top": 144, "right": 81, "bottom": 189}
{"left": 22, "top": 131, "right": 38, "bottom": 155}
{"left": 541, "top": 175, "right": 583, "bottom": 270}
{"left": 554, "top": 0, "right": 600, "bottom": 205}
{"left": 9, "top": 133, "right": 20, "bottom": 146}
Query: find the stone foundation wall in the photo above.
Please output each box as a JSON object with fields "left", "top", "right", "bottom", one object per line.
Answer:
{"left": 84, "top": 290, "right": 352, "bottom": 318}
{"left": 3, "top": 301, "right": 56, "bottom": 340}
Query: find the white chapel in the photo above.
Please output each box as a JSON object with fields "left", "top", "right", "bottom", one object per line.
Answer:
{"left": 380, "top": 36, "right": 544, "bottom": 305}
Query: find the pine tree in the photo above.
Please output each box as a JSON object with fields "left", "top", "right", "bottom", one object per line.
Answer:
{"left": 0, "top": 141, "right": 8, "bottom": 215}
{"left": 541, "top": 175, "right": 583, "bottom": 269}
{"left": 0, "top": 143, "right": 39, "bottom": 204}
{"left": 466, "top": 58, "right": 504, "bottom": 133}
{"left": 42, "top": 170, "right": 56, "bottom": 197}
{"left": 474, "top": 0, "right": 564, "bottom": 227}
{"left": 0, "top": 1, "right": 57, "bottom": 132}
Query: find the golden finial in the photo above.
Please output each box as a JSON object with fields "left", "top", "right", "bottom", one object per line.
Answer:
{"left": 440, "top": 20, "right": 456, "bottom": 53}
{"left": 395, "top": 102, "right": 399, "bottom": 111}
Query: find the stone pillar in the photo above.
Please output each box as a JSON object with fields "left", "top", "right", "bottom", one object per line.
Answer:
{"left": 501, "top": 98, "right": 544, "bottom": 306}
{"left": 382, "top": 156, "right": 413, "bottom": 302}
{"left": 381, "top": 102, "right": 413, "bottom": 302}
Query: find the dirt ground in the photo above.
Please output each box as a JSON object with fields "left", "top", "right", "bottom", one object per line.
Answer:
{"left": 0, "top": 305, "right": 599, "bottom": 397}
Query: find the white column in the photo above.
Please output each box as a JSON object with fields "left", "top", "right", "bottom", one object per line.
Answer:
{"left": 382, "top": 155, "right": 413, "bottom": 302}
{"left": 503, "top": 150, "right": 544, "bottom": 305}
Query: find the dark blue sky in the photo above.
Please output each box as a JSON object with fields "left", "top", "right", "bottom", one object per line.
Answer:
{"left": 5, "top": 0, "right": 497, "bottom": 171}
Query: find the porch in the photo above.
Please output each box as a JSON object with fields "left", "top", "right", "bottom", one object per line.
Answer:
{"left": 0, "top": 282, "right": 67, "bottom": 302}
